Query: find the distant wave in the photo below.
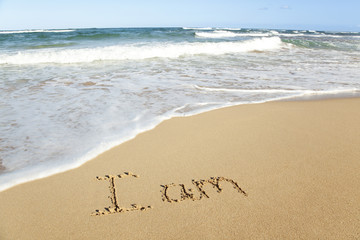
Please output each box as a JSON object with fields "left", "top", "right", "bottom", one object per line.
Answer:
{"left": 195, "top": 30, "right": 271, "bottom": 38}
{"left": 0, "top": 37, "right": 285, "bottom": 65}
{"left": 183, "top": 27, "right": 243, "bottom": 31}
{"left": 0, "top": 29, "right": 75, "bottom": 34}
{"left": 195, "top": 30, "right": 360, "bottom": 39}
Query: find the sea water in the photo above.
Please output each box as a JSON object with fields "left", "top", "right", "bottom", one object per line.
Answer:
{"left": 1, "top": 27, "right": 359, "bottom": 191}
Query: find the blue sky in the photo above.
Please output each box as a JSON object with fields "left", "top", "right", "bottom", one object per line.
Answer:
{"left": 0, "top": 0, "right": 359, "bottom": 31}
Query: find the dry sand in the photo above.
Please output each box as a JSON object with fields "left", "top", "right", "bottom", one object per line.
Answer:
{"left": 0, "top": 98, "right": 359, "bottom": 239}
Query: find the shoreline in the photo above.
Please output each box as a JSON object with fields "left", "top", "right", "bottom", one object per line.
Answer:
{"left": 0, "top": 90, "right": 360, "bottom": 193}
{"left": 1, "top": 97, "right": 360, "bottom": 239}
{"left": 281, "top": 90, "right": 360, "bottom": 101}
{"left": 1, "top": 92, "right": 359, "bottom": 193}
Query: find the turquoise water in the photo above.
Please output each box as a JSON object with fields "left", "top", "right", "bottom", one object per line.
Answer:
{"left": 1, "top": 27, "right": 360, "bottom": 191}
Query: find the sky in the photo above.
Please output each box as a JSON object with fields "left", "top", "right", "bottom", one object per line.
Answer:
{"left": 0, "top": 0, "right": 359, "bottom": 31}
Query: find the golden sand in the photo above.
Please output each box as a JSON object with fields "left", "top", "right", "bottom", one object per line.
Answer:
{"left": 0, "top": 98, "right": 359, "bottom": 239}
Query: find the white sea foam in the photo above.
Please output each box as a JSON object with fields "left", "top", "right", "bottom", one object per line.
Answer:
{"left": 195, "top": 30, "right": 358, "bottom": 39}
{"left": 195, "top": 30, "right": 271, "bottom": 38}
{"left": 0, "top": 37, "right": 285, "bottom": 65}
{"left": 293, "top": 33, "right": 359, "bottom": 38}
{"left": 0, "top": 112, "right": 173, "bottom": 192}
{"left": 0, "top": 29, "right": 75, "bottom": 34}
{"left": 278, "top": 33, "right": 305, "bottom": 37}
{"left": 195, "top": 30, "right": 241, "bottom": 38}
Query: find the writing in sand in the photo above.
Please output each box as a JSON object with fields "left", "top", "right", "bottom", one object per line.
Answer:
{"left": 92, "top": 171, "right": 247, "bottom": 216}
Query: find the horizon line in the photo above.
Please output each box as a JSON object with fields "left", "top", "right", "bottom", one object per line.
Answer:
{"left": 0, "top": 26, "right": 359, "bottom": 33}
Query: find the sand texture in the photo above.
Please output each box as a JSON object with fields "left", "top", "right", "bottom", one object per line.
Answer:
{"left": 0, "top": 98, "right": 360, "bottom": 239}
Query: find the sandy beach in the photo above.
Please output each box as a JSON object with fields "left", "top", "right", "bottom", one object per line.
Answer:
{"left": 0, "top": 97, "right": 359, "bottom": 239}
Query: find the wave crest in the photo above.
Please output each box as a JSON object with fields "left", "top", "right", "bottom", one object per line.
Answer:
{"left": 195, "top": 30, "right": 271, "bottom": 38}
{"left": 0, "top": 37, "right": 284, "bottom": 65}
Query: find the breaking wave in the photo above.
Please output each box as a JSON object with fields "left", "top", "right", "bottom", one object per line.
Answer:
{"left": 0, "top": 37, "right": 285, "bottom": 65}
{"left": 195, "top": 30, "right": 271, "bottom": 38}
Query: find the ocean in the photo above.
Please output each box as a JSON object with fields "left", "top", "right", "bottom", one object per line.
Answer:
{"left": 0, "top": 27, "right": 359, "bottom": 191}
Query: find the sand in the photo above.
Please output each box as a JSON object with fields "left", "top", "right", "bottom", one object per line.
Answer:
{"left": 0, "top": 98, "right": 359, "bottom": 239}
